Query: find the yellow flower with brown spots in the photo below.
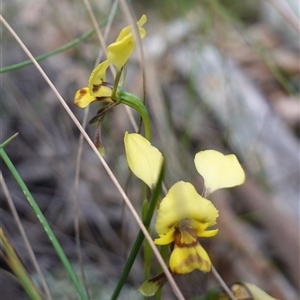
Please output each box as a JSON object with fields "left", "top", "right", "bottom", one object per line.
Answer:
{"left": 74, "top": 15, "right": 147, "bottom": 108}
{"left": 124, "top": 133, "right": 246, "bottom": 275}
{"left": 154, "top": 181, "right": 218, "bottom": 274}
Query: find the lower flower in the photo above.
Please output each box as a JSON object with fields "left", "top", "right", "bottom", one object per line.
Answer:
{"left": 154, "top": 181, "right": 219, "bottom": 274}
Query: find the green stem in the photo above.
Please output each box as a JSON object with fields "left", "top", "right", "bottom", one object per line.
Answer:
{"left": 110, "top": 163, "right": 165, "bottom": 300}
{"left": 117, "top": 90, "right": 151, "bottom": 141}
{"left": 0, "top": 132, "right": 19, "bottom": 148}
{"left": 111, "top": 70, "right": 123, "bottom": 100}
{"left": 0, "top": 148, "right": 88, "bottom": 300}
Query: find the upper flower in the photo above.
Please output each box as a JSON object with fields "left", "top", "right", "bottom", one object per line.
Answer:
{"left": 74, "top": 15, "right": 147, "bottom": 108}
{"left": 154, "top": 181, "right": 219, "bottom": 274}
{"left": 107, "top": 14, "right": 147, "bottom": 71}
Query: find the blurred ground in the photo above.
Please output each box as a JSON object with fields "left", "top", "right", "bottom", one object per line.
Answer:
{"left": 1, "top": 0, "right": 299, "bottom": 299}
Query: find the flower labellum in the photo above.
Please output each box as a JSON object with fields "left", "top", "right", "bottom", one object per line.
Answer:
{"left": 154, "top": 181, "right": 219, "bottom": 274}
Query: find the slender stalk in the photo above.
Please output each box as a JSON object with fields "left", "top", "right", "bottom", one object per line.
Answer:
{"left": 211, "top": 265, "right": 237, "bottom": 300}
{"left": 0, "top": 132, "right": 19, "bottom": 148}
{"left": 111, "top": 69, "right": 123, "bottom": 99}
{"left": 0, "top": 148, "right": 88, "bottom": 300}
{"left": 73, "top": 108, "right": 91, "bottom": 300}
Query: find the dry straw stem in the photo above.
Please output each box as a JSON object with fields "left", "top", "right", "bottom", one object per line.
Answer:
{"left": 118, "top": 0, "right": 147, "bottom": 101}
{"left": 0, "top": 14, "right": 185, "bottom": 300}
{"left": 73, "top": 106, "right": 91, "bottom": 300}
{"left": 212, "top": 266, "right": 237, "bottom": 300}
{"left": 82, "top": 0, "right": 116, "bottom": 76}
{"left": 0, "top": 172, "right": 52, "bottom": 300}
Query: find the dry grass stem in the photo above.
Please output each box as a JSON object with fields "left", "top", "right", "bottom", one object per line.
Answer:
{"left": 73, "top": 107, "right": 91, "bottom": 300}
{"left": 212, "top": 265, "right": 237, "bottom": 300}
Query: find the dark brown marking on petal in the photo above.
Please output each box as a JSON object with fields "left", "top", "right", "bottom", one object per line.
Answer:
{"left": 174, "top": 253, "right": 210, "bottom": 274}
{"left": 102, "top": 82, "right": 113, "bottom": 88}
{"left": 174, "top": 228, "right": 198, "bottom": 248}
{"left": 75, "top": 89, "right": 94, "bottom": 104}
{"left": 148, "top": 272, "right": 169, "bottom": 287}
{"left": 95, "top": 97, "right": 112, "bottom": 102}
{"left": 76, "top": 89, "right": 88, "bottom": 101}
{"left": 92, "top": 84, "right": 100, "bottom": 93}
{"left": 175, "top": 240, "right": 198, "bottom": 249}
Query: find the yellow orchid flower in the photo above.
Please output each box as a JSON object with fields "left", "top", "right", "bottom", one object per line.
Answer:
{"left": 194, "top": 150, "right": 245, "bottom": 196}
{"left": 124, "top": 132, "right": 163, "bottom": 189}
{"left": 154, "top": 181, "right": 219, "bottom": 274}
{"left": 74, "top": 15, "right": 147, "bottom": 108}
{"left": 123, "top": 134, "right": 248, "bottom": 275}
{"left": 107, "top": 14, "right": 147, "bottom": 71}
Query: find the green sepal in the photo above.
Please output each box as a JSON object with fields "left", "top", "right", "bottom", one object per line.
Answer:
{"left": 139, "top": 272, "right": 168, "bottom": 297}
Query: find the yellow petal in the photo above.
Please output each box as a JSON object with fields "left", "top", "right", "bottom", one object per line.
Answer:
{"left": 106, "top": 15, "right": 147, "bottom": 70}
{"left": 243, "top": 283, "right": 279, "bottom": 300}
{"left": 188, "top": 219, "right": 218, "bottom": 237}
{"left": 194, "top": 150, "right": 245, "bottom": 195}
{"left": 198, "top": 228, "right": 218, "bottom": 238}
{"left": 115, "top": 15, "right": 147, "bottom": 42}
{"left": 74, "top": 87, "right": 96, "bottom": 108}
{"left": 169, "top": 241, "right": 211, "bottom": 274}
{"left": 124, "top": 132, "right": 164, "bottom": 189}
{"left": 88, "top": 59, "right": 111, "bottom": 96}
{"left": 154, "top": 228, "right": 175, "bottom": 245}
{"left": 155, "top": 181, "right": 219, "bottom": 236}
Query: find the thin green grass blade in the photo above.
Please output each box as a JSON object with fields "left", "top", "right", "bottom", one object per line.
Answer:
{"left": 0, "top": 9, "right": 120, "bottom": 73}
{"left": 110, "top": 162, "right": 165, "bottom": 300}
{"left": 0, "top": 145, "right": 88, "bottom": 300}
{"left": 0, "top": 228, "right": 43, "bottom": 300}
